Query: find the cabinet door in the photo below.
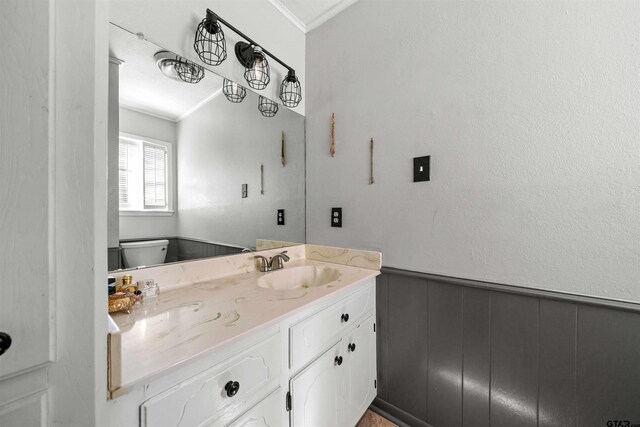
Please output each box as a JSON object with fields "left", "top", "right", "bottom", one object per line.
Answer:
{"left": 290, "top": 342, "right": 345, "bottom": 427}
{"left": 343, "top": 315, "right": 377, "bottom": 427}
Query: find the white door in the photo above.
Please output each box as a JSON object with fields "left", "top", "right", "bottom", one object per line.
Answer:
{"left": 289, "top": 342, "right": 345, "bottom": 427}
{"left": 343, "top": 315, "right": 377, "bottom": 427}
{"left": 0, "top": 1, "right": 52, "bottom": 423}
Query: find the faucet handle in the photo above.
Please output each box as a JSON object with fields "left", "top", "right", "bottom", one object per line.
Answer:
{"left": 254, "top": 255, "right": 269, "bottom": 272}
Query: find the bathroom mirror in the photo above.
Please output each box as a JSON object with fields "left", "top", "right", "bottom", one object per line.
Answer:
{"left": 107, "top": 24, "right": 305, "bottom": 271}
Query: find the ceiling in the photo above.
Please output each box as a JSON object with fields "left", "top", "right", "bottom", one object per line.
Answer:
{"left": 109, "top": 25, "right": 223, "bottom": 122}
{"left": 270, "top": 0, "right": 359, "bottom": 32}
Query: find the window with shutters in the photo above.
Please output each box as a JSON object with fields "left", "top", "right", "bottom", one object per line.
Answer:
{"left": 119, "top": 133, "right": 173, "bottom": 214}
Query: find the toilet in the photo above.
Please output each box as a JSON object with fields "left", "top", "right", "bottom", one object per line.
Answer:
{"left": 120, "top": 239, "right": 169, "bottom": 268}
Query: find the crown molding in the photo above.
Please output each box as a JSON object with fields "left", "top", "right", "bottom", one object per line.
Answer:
{"left": 306, "top": 0, "right": 359, "bottom": 32}
{"left": 267, "top": 0, "right": 307, "bottom": 33}
{"left": 176, "top": 88, "right": 223, "bottom": 122}
{"left": 119, "top": 103, "right": 178, "bottom": 122}
{"left": 268, "top": 0, "right": 360, "bottom": 34}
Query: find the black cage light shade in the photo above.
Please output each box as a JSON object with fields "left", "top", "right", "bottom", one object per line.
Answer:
{"left": 280, "top": 71, "right": 302, "bottom": 108}
{"left": 175, "top": 57, "right": 205, "bottom": 84}
{"left": 258, "top": 96, "right": 279, "bottom": 117}
{"left": 223, "top": 78, "right": 247, "bottom": 103}
{"left": 194, "top": 11, "right": 227, "bottom": 66}
{"left": 244, "top": 46, "right": 270, "bottom": 90}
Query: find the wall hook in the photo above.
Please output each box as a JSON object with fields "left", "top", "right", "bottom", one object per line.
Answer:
{"left": 369, "top": 137, "right": 375, "bottom": 185}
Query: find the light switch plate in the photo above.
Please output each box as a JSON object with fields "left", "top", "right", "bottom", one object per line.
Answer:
{"left": 242, "top": 184, "right": 248, "bottom": 198}
{"left": 277, "top": 209, "right": 285, "bottom": 225}
{"left": 413, "top": 156, "right": 430, "bottom": 182}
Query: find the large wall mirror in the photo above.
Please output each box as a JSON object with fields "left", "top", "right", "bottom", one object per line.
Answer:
{"left": 107, "top": 24, "right": 305, "bottom": 271}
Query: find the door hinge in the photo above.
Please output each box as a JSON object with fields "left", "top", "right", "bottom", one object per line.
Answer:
{"left": 373, "top": 323, "right": 376, "bottom": 332}
{"left": 374, "top": 379, "right": 377, "bottom": 389}
{"left": 286, "top": 391, "right": 291, "bottom": 411}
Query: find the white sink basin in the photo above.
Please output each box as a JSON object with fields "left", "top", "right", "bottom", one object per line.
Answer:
{"left": 258, "top": 266, "right": 341, "bottom": 291}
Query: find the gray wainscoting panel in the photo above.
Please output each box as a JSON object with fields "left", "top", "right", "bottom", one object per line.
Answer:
{"left": 375, "top": 273, "right": 390, "bottom": 401}
{"left": 108, "top": 247, "right": 121, "bottom": 271}
{"left": 461, "top": 287, "right": 491, "bottom": 427}
{"left": 177, "top": 239, "right": 206, "bottom": 261}
{"left": 538, "top": 300, "right": 576, "bottom": 427}
{"left": 373, "top": 267, "right": 640, "bottom": 427}
{"left": 387, "top": 274, "right": 428, "bottom": 421}
{"left": 490, "top": 293, "right": 539, "bottom": 427}
{"left": 427, "top": 282, "right": 463, "bottom": 427}
{"left": 577, "top": 305, "right": 640, "bottom": 425}
{"left": 165, "top": 238, "right": 178, "bottom": 263}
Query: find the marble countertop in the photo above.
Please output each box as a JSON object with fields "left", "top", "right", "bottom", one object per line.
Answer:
{"left": 109, "top": 257, "right": 379, "bottom": 397}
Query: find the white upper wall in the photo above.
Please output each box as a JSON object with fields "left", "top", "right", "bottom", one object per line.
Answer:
{"left": 110, "top": 0, "right": 306, "bottom": 115}
{"left": 305, "top": 0, "right": 640, "bottom": 302}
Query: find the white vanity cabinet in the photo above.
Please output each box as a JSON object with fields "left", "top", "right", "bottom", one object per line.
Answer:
{"left": 107, "top": 277, "right": 377, "bottom": 427}
{"left": 140, "top": 334, "right": 281, "bottom": 427}
{"left": 288, "top": 284, "right": 377, "bottom": 427}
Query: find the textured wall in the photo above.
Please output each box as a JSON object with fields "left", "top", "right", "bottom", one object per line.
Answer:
{"left": 118, "top": 107, "right": 179, "bottom": 239}
{"left": 306, "top": 1, "right": 640, "bottom": 302}
{"left": 108, "top": 60, "right": 121, "bottom": 248}
{"left": 176, "top": 90, "right": 305, "bottom": 248}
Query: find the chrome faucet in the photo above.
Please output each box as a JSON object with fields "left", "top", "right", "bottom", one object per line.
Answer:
{"left": 269, "top": 251, "right": 290, "bottom": 271}
{"left": 254, "top": 255, "right": 270, "bottom": 272}
{"left": 254, "top": 251, "right": 290, "bottom": 272}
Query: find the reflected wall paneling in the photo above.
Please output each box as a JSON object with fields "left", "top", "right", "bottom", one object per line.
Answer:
{"left": 374, "top": 268, "right": 640, "bottom": 427}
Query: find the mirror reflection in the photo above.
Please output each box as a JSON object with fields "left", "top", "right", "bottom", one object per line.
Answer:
{"left": 107, "top": 24, "right": 305, "bottom": 272}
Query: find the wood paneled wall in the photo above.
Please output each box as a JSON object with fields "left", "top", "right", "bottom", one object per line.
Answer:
{"left": 375, "top": 269, "right": 640, "bottom": 427}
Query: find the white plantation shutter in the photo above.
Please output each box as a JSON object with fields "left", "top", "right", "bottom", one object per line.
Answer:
{"left": 119, "top": 138, "right": 136, "bottom": 207}
{"left": 143, "top": 142, "right": 168, "bottom": 209}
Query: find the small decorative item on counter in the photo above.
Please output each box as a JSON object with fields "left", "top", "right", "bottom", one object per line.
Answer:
{"left": 119, "top": 274, "right": 137, "bottom": 293}
{"left": 108, "top": 276, "right": 116, "bottom": 295}
{"left": 140, "top": 280, "right": 160, "bottom": 300}
{"left": 108, "top": 292, "right": 136, "bottom": 314}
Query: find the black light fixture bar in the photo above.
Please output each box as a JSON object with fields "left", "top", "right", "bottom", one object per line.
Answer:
{"left": 205, "top": 9, "right": 295, "bottom": 74}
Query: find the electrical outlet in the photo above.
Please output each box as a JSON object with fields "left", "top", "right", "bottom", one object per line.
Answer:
{"left": 331, "top": 208, "right": 342, "bottom": 228}
{"left": 277, "top": 209, "right": 285, "bottom": 225}
{"left": 413, "top": 156, "right": 430, "bottom": 182}
{"left": 242, "top": 184, "right": 248, "bottom": 198}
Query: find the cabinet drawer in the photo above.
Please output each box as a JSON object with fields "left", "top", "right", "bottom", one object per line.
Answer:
{"left": 228, "top": 388, "right": 282, "bottom": 427}
{"left": 141, "top": 333, "right": 280, "bottom": 427}
{"left": 290, "top": 283, "right": 374, "bottom": 370}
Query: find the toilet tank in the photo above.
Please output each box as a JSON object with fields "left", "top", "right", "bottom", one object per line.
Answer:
{"left": 120, "top": 239, "right": 169, "bottom": 268}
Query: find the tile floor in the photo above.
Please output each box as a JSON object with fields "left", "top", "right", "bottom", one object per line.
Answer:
{"left": 356, "top": 410, "right": 398, "bottom": 427}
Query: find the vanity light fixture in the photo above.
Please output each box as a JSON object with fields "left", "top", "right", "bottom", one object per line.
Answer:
{"left": 258, "top": 96, "right": 279, "bottom": 118}
{"left": 222, "top": 78, "right": 247, "bottom": 103}
{"left": 279, "top": 70, "right": 302, "bottom": 108}
{"left": 238, "top": 45, "right": 270, "bottom": 90}
{"left": 175, "top": 57, "right": 205, "bottom": 84}
{"left": 194, "top": 10, "right": 227, "bottom": 66}
{"left": 193, "top": 9, "right": 302, "bottom": 107}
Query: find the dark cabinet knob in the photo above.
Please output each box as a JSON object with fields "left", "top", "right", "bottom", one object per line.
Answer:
{"left": 0, "top": 332, "right": 11, "bottom": 356}
{"left": 348, "top": 343, "right": 356, "bottom": 352}
{"left": 224, "top": 380, "right": 240, "bottom": 397}
{"left": 334, "top": 356, "right": 343, "bottom": 366}
{"left": 341, "top": 313, "right": 349, "bottom": 323}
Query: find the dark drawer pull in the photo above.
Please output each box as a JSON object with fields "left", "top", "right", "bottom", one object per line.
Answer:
{"left": 0, "top": 332, "right": 11, "bottom": 356}
{"left": 341, "top": 313, "right": 349, "bottom": 323}
{"left": 224, "top": 380, "right": 240, "bottom": 397}
{"left": 334, "top": 356, "right": 343, "bottom": 366}
{"left": 348, "top": 343, "right": 356, "bottom": 352}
